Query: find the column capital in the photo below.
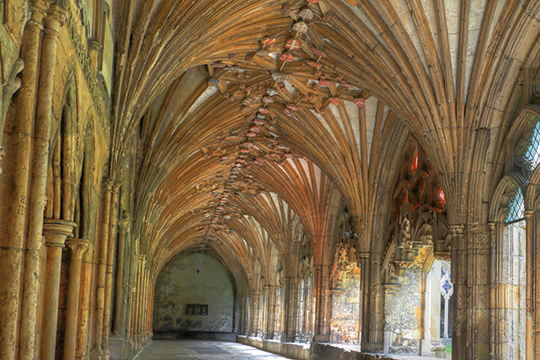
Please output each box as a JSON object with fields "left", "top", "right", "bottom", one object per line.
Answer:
{"left": 43, "top": 218, "right": 76, "bottom": 247}
{"left": 358, "top": 252, "right": 370, "bottom": 259}
{"left": 66, "top": 238, "right": 90, "bottom": 260}
{"left": 525, "top": 210, "right": 534, "bottom": 220}
{"left": 43, "top": 3, "right": 68, "bottom": 30}
{"left": 29, "top": 0, "right": 49, "bottom": 20}
{"left": 448, "top": 224, "right": 465, "bottom": 235}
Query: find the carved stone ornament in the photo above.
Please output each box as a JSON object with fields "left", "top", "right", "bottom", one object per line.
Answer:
{"left": 66, "top": 238, "right": 90, "bottom": 259}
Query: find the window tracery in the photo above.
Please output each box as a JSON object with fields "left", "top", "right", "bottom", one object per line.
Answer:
{"left": 440, "top": 268, "right": 453, "bottom": 300}
{"left": 505, "top": 186, "right": 525, "bottom": 224}
{"left": 523, "top": 119, "right": 540, "bottom": 169}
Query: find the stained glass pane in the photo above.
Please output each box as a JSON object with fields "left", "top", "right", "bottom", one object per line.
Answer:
{"left": 505, "top": 186, "right": 525, "bottom": 224}
{"left": 524, "top": 120, "right": 540, "bottom": 169}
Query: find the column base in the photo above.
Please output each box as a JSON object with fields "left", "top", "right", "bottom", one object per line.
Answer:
{"left": 313, "top": 334, "right": 330, "bottom": 342}
{"left": 362, "top": 342, "right": 384, "bottom": 353}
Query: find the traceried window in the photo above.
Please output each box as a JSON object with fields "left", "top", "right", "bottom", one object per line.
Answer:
{"left": 524, "top": 120, "right": 540, "bottom": 169}
{"left": 505, "top": 186, "right": 525, "bottom": 224}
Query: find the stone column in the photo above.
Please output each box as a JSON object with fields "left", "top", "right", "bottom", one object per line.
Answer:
{"left": 524, "top": 211, "right": 534, "bottom": 360}
{"left": 249, "top": 289, "right": 259, "bottom": 337}
{"left": 266, "top": 285, "right": 276, "bottom": 339}
{"left": 143, "top": 270, "right": 151, "bottom": 342}
{"left": 368, "top": 252, "right": 384, "bottom": 352}
{"left": 135, "top": 255, "right": 146, "bottom": 348}
{"left": 92, "top": 181, "right": 112, "bottom": 358}
{"left": 40, "top": 218, "right": 76, "bottom": 360}
{"left": 279, "top": 278, "right": 289, "bottom": 341}
{"left": 450, "top": 224, "right": 466, "bottom": 360}
{"left": 468, "top": 223, "right": 491, "bottom": 360}
{"left": 313, "top": 265, "right": 329, "bottom": 341}
{"left": 113, "top": 211, "right": 130, "bottom": 336}
{"left": 22, "top": 4, "right": 68, "bottom": 356}
{"left": 359, "top": 252, "right": 370, "bottom": 348}
{"left": 306, "top": 275, "right": 316, "bottom": 338}
{"left": 534, "top": 211, "right": 540, "bottom": 360}
{"left": 76, "top": 245, "right": 93, "bottom": 360}
{"left": 287, "top": 277, "right": 298, "bottom": 342}
{"left": 64, "top": 238, "right": 89, "bottom": 360}
{"left": 489, "top": 221, "right": 500, "bottom": 359}
{"left": 320, "top": 265, "right": 333, "bottom": 340}
{"left": 103, "top": 183, "right": 119, "bottom": 359}
{"left": 0, "top": 1, "right": 47, "bottom": 358}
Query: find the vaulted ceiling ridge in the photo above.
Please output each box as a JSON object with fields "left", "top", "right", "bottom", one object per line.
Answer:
{"left": 112, "top": 0, "right": 290, "bottom": 172}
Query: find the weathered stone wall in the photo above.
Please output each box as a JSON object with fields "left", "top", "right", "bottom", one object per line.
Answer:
{"left": 331, "top": 262, "right": 360, "bottom": 344}
{"left": 153, "top": 253, "right": 234, "bottom": 334}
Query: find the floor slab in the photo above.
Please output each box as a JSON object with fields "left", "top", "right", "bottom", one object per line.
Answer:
{"left": 135, "top": 340, "right": 294, "bottom": 360}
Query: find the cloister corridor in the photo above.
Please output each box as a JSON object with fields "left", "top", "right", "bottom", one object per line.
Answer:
{"left": 4, "top": 0, "right": 540, "bottom": 360}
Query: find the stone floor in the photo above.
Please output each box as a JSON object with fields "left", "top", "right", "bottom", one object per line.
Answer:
{"left": 326, "top": 343, "right": 452, "bottom": 359}
{"left": 135, "top": 340, "right": 294, "bottom": 359}
{"left": 136, "top": 340, "right": 452, "bottom": 360}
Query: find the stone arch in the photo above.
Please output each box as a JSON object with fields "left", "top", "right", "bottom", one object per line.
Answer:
{"left": 45, "top": 75, "right": 82, "bottom": 222}
{"left": 489, "top": 173, "right": 529, "bottom": 223}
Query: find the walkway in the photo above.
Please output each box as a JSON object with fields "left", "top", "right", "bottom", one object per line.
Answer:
{"left": 136, "top": 340, "right": 293, "bottom": 359}
{"left": 327, "top": 343, "right": 451, "bottom": 360}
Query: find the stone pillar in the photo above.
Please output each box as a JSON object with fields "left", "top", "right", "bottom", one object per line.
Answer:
{"left": 367, "top": 252, "right": 384, "bottom": 352}
{"left": 92, "top": 181, "right": 112, "bottom": 358}
{"left": 359, "top": 252, "right": 370, "bottom": 348}
{"left": 143, "top": 270, "right": 151, "bottom": 342}
{"left": 23, "top": 4, "right": 68, "bottom": 355}
{"left": 306, "top": 275, "right": 316, "bottom": 338}
{"left": 321, "top": 266, "right": 333, "bottom": 340}
{"left": 280, "top": 278, "right": 290, "bottom": 341}
{"left": 103, "top": 183, "right": 119, "bottom": 359}
{"left": 249, "top": 289, "right": 259, "bottom": 337}
{"left": 286, "top": 277, "right": 298, "bottom": 342}
{"left": 135, "top": 255, "right": 146, "bottom": 348}
{"left": 468, "top": 223, "right": 491, "bottom": 360}
{"left": 450, "top": 224, "right": 466, "bottom": 360}
{"left": 534, "top": 210, "right": 540, "bottom": 360}
{"left": 524, "top": 211, "right": 534, "bottom": 360}
{"left": 0, "top": 1, "right": 47, "bottom": 358}
{"left": 113, "top": 212, "right": 130, "bottom": 336}
{"left": 313, "top": 265, "right": 331, "bottom": 342}
{"left": 76, "top": 245, "right": 93, "bottom": 360}
{"left": 40, "top": 218, "right": 76, "bottom": 360}
{"left": 266, "top": 285, "right": 276, "bottom": 339}
{"left": 490, "top": 221, "right": 500, "bottom": 359}
{"left": 64, "top": 239, "right": 89, "bottom": 360}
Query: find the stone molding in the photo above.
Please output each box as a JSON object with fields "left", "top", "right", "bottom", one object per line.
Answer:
{"left": 42, "top": 218, "right": 77, "bottom": 247}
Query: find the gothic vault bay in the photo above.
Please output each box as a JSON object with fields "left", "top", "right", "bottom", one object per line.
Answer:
{"left": 2, "top": 1, "right": 540, "bottom": 360}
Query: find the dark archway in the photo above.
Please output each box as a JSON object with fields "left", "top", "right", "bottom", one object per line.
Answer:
{"left": 153, "top": 251, "right": 237, "bottom": 340}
